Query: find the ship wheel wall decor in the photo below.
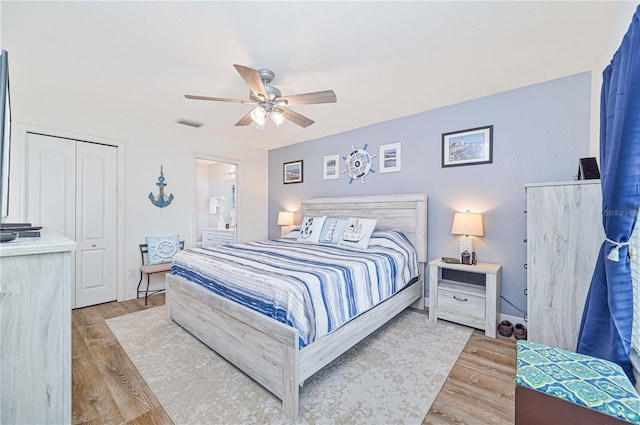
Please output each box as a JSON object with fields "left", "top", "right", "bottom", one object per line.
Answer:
{"left": 342, "top": 144, "right": 376, "bottom": 184}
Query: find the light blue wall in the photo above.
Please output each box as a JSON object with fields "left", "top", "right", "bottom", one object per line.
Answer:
{"left": 268, "top": 72, "right": 592, "bottom": 318}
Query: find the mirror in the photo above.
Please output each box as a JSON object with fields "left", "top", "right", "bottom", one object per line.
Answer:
{"left": 195, "top": 158, "right": 237, "bottom": 247}
{"left": 222, "top": 178, "right": 236, "bottom": 227}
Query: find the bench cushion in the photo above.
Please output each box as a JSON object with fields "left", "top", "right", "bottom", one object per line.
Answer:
{"left": 140, "top": 263, "right": 172, "bottom": 274}
{"left": 516, "top": 340, "right": 640, "bottom": 424}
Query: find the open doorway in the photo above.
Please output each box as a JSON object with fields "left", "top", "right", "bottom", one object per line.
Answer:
{"left": 195, "top": 158, "right": 237, "bottom": 247}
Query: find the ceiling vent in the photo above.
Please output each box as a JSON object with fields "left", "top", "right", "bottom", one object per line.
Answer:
{"left": 177, "top": 118, "right": 204, "bottom": 128}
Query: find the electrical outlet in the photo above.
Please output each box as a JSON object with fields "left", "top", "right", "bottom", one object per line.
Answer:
{"left": 128, "top": 269, "right": 136, "bottom": 278}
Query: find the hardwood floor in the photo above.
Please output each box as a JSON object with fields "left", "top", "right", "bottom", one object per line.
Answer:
{"left": 72, "top": 294, "right": 517, "bottom": 424}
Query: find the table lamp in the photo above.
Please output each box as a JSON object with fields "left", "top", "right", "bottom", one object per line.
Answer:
{"left": 451, "top": 211, "right": 484, "bottom": 264}
{"left": 277, "top": 211, "right": 295, "bottom": 238}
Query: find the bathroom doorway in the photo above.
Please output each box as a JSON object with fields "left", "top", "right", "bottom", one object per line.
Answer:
{"left": 195, "top": 157, "right": 237, "bottom": 247}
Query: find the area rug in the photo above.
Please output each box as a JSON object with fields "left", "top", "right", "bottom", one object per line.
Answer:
{"left": 106, "top": 306, "right": 472, "bottom": 425}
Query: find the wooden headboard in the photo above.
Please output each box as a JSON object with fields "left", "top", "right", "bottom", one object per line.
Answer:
{"left": 300, "top": 193, "right": 428, "bottom": 263}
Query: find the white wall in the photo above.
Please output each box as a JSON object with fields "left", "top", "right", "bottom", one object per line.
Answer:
{"left": 8, "top": 96, "right": 268, "bottom": 301}
{"left": 589, "top": 2, "right": 639, "bottom": 156}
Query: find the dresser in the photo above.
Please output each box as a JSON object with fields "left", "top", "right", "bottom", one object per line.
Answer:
{"left": 526, "top": 180, "right": 603, "bottom": 351}
{"left": 202, "top": 228, "right": 236, "bottom": 247}
{"left": 0, "top": 229, "right": 75, "bottom": 424}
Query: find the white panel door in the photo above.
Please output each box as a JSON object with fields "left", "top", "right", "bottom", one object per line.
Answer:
{"left": 25, "top": 133, "right": 117, "bottom": 308}
{"left": 75, "top": 142, "right": 117, "bottom": 308}
{"left": 25, "top": 134, "right": 75, "bottom": 239}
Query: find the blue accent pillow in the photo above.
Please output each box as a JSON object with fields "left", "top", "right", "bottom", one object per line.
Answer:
{"left": 146, "top": 235, "right": 181, "bottom": 265}
{"left": 318, "top": 218, "right": 349, "bottom": 244}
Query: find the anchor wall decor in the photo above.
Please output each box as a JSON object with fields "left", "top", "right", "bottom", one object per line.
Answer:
{"left": 149, "top": 165, "right": 174, "bottom": 208}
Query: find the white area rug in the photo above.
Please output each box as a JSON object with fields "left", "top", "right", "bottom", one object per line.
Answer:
{"left": 106, "top": 306, "right": 472, "bottom": 425}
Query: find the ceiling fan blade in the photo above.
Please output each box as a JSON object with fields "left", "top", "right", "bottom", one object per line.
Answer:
{"left": 234, "top": 111, "right": 253, "bottom": 127}
{"left": 185, "top": 94, "right": 254, "bottom": 104}
{"left": 279, "top": 90, "right": 337, "bottom": 106}
{"left": 280, "top": 108, "right": 315, "bottom": 128}
{"left": 233, "top": 64, "right": 268, "bottom": 99}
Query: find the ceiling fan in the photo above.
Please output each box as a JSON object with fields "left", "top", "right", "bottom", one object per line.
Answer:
{"left": 185, "top": 64, "right": 337, "bottom": 128}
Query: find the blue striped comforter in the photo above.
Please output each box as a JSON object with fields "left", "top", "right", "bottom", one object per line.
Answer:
{"left": 171, "top": 231, "right": 419, "bottom": 347}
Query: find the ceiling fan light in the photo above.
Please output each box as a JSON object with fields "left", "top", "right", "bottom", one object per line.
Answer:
{"left": 271, "top": 110, "right": 285, "bottom": 127}
{"left": 250, "top": 106, "right": 267, "bottom": 126}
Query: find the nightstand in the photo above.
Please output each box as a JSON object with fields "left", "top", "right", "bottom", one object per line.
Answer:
{"left": 428, "top": 259, "right": 501, "bottom": 338}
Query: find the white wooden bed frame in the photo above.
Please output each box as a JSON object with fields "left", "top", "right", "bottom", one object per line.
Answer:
{"left": 166, "top": 193, "right": 428, "bottom": 419}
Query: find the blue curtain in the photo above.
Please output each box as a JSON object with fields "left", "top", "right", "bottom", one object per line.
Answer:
{"left": 577, "top": 5, "right": 640, "bottom": 383}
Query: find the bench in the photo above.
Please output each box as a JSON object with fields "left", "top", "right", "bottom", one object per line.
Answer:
{"left": 516, "top": 340, "right": 640, "bottom": 424}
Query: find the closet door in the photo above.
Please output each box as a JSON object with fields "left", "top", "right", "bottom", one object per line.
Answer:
{"left": 25, "top": 134, "right": 75, "bottom": 239}
{"left": 25, "top": 132, "right": 117, "bottom": 308}
{"left": 75, "top": 142, "right": 117, "bottom": 308}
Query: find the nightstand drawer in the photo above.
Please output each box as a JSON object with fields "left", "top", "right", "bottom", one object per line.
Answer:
{"left": 437, "top": 287, "right": 485, "bottom": 329}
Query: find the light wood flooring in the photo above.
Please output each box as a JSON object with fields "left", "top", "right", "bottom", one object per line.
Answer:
{"left": 72, "top": 294, "right": 517, "bottom": 424}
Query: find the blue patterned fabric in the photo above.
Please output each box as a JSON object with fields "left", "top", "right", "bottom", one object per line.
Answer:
{"left": 516, "top": 340, "right": 640, "bottom": 423}
{"left": 171, "top": 231, "right": 419, "bottom": 348}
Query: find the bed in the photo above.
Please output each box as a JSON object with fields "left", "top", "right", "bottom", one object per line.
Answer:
{"left": 166, "top": 193, "right": 428, "bottom": 419}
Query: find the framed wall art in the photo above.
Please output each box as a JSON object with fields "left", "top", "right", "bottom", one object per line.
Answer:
{"left": 283, "top": 160, "right": 303, "bottom": 184}
{"left": 379, "top": 142, "right": 401, "bottom": 173}
{"left": 323, "top": 154, "right": 339, "bottom": 180}
{"left": 442, "top": 125, "right": 493, "bottom": 168}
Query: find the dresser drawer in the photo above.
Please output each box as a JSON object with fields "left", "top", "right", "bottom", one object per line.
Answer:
{"left": 202, "top": 229, "right": 235, "bottom": 247}
{"left": 437, "top": 287, "right": 485, "bottom": 329}
{"left": 218, "top": 231, "right": 235, "bottom": 243}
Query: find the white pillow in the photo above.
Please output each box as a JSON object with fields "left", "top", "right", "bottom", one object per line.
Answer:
{"left": 297, "top": 216, "right": 327, "bottom": 243}
{"left": 338, "top": 217, "right": 377, "bottom": 250}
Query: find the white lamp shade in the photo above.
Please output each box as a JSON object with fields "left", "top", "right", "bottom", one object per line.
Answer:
{"left": 451, "top": 212, "right": 484, "bottom": 236}
{"left": 277, "top": 211, "right": 294, "bottom": 226}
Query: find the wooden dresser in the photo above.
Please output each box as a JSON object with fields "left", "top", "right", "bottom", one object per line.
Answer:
{"left": 202, "top": 228, "right": 235, "bottom": 247}
{"left": 526, "top": 180, "right": 603, "bottom": 351}
{"left": 0, "top": 229, "right": 75, "bottom": 424}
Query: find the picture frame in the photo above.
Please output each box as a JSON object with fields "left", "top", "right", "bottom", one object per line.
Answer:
{"left": 379, "top": 142, "right": 401, "bottom": 173}
{"left": 283, "top": 160, "right": 303, "bottom": 184}
{"left": 442, "top": 125, "right": 493, "bottom": 168}
{"left": 323, "top": 154, "right": 340, "bottom": 180}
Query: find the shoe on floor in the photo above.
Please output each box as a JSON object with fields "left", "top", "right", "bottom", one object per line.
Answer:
{"left": 514, "top": 323, "right": 528, "bottom": 340}
{"left": 498, "top": 320, "right": 514, "bottom": 337}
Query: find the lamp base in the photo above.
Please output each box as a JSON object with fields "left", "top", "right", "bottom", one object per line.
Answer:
{"left": 459, "top": 236, "right": 473, "bottom": 257}
{"left": 459, "top": 236, "right": 478, "bottom": 264}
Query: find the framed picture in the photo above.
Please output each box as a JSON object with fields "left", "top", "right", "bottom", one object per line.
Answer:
{"left": 442, "top": 125, "right": 493, "bottom": 168}
{"left": 379, "top": 142, "right": 401, "bottom": 173}
{"left": 323, "top": 154, "right": 340, "bottom": 180}
{"left": 283, "top": 160, "right": 303, "bottom": 184}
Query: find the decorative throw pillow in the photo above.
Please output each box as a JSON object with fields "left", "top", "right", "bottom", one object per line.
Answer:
{"left": 146, "top": 235, "right": 181, "bottom": 265}
{"left": 338, "top": 217, "right": 377, "bottom": 250}
{"left": 296, "top": 216, "right": 327, "bottom": 243}
{"left": 318, "top": 217, "right": 349, "bottom": 244}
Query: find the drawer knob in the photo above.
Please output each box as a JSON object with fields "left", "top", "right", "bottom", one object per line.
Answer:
{"left": 453, "top": 295, "right": 468, "bottom": 302}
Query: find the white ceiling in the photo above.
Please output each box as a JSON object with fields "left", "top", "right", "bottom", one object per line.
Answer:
{"left": 0, "top": 1, "right": 627, "bottom": 150}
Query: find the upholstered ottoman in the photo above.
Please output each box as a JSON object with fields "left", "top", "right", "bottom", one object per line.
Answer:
{"left": 516, "top": 340, "right": 640, "bottom": 424}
